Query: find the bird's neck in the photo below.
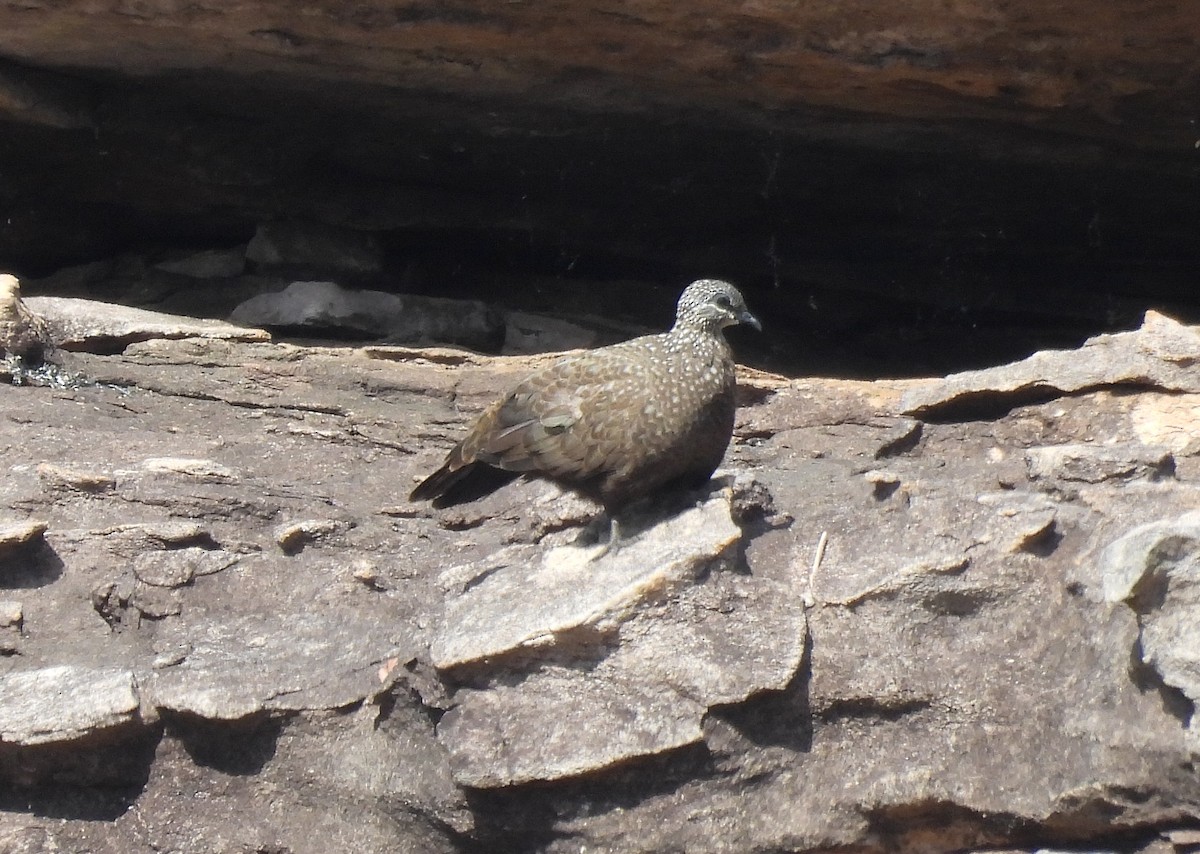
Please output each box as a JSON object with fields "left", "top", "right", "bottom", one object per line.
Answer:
{"left": 666, "top": 323, "right": 731, "bottom": 356}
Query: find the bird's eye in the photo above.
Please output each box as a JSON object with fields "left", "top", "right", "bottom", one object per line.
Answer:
{"left": 714, "top": 295, "right": 732, "bottom": 309}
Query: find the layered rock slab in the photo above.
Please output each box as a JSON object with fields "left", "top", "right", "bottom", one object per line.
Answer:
{"left": 433, "top": 489, "right": 808, "bottom": 787}
{"left": 902, "top": 311, "right": 1200, "bottom": 417}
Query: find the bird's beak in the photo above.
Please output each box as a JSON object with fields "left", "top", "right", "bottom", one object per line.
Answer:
{"left": 739, "top": 310, "right": 762, "bottom": 331}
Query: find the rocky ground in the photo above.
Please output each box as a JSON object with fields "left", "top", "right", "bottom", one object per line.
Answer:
{"left": 1, "top": 286, "right": 1198, "bottom": 853}
{"left": 3, "top": 2, "right": 1200, "bottom": 851}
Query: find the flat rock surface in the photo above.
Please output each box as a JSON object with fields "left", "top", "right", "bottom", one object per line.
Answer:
{"left": 0, "top": 665, "right": 139, "bottom": 746}
{"left": 901, "top": 311, "right": 1200, "bottom": 417}
{"left": 26, "top": 296, "right": 270, "bottom": 350}
{"left": 435, "top": 488, "right": 807, "bottom": 786}
{"left": 1, "top": 298, "right": 1200, "bottom": 852}
{"left": 431, "top": 489, "right": 743, "bottom": 670}
{"left": 229, "top": 280, "right": 504, "bottom": 351}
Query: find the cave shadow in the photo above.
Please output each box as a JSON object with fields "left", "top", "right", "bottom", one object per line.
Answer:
{"left": 0, "top": 540, "right": 65, "bottom": 589}
{"left": 163, "top": 710, "right": 286, "bottom": 776}
{"left": 0, "top": 723, "right": 160, "bottom": 821}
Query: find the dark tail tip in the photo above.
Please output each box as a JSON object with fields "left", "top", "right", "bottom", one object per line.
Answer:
{"left": 410, "top": 462, "right": 520, "bottom": 508}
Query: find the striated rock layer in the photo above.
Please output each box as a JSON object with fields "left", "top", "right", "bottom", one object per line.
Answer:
{"left": 0, "top": 298, "right": 1199, "bottom": 851}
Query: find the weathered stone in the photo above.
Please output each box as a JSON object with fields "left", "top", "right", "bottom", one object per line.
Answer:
{"left": 1131, "top": 393, "right": 1200, "bottom": 455}
{"left": 36, "top": 463, "right": 115, "bottom": 494}
{"left": 4, "top": 316, "right": 1200, "bottom": 850}
{"left": 141, "top": 457, "right": 238, "bottom": 482}
{"left": 902, "top": 312, "right": 1200, "bottom": 417}
{"left": 130, "top": 585, "right": 182, "bottom": 619}
{"left": 146, "top": 613, "right": 399, "bottom": 720}
{"left": 435, "top": 489, "right": 808, "bottom": 787}
{"left": 0, "top": 600, "right": 22, "bottom": 654}
{"left": 0, "top": 666, "right": 140, "bottom": 745}
{"left": 431, "top": 490, "right": 741, "bottom": 670}
{"left": 440, "top": 561, "right": 808, "bottom": 788}
{"left": 274, "top": 518, "right": 355, "bottom": 554}
{"left": 0, "top": 600, "right": 22, "bottom": 629}
{"left": 441, "top": 671, "right": 707, "bottom": 788}
{"left": 133, "top": 547, "right": 237, "bottom": 588}
{"left": 0, "top": 0, "right": 1194, "bottom": 156}
{"left": 91, "top": 577, "right": 135, "bottom": 628}
{"left": 0, "top": 825, "right": 60, "bottom": 854}
{"left": 1100, "top": 513, "right": 1200, "bottom": 747}
{"left": 245, "top": 222, "right": 382, "bottom": 274}
{"left": 25, "top": 296, "right": 270, "bottom": 352}
{"left": 502, "top": 310, "right": 599, "bottom": 355}
{"left": 230, "top": 280, "right": 505, "bottom": 350}
{"left": 154, "top": 247, "right": 246, "bottom": 279}
{"left": 0, "top": 519, "right": 47, "bottom": 554}
{"left": 120, "top": 520, "right": 212, "bottom": 546}
{"left": 1026, "top": 443, "right": 1176, "bottom": 489}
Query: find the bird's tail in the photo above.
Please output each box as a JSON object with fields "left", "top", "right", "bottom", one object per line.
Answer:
{"left": 409, "top": 461, "right": 519, "bottom": 508}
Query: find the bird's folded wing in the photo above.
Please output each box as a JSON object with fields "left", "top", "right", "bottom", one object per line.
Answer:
{"left": 474, "top": 384, "right": 617, "bottom": 478}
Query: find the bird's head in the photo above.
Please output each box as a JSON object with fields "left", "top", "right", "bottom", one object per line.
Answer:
{"left": 675, "top": 279, "right": 761, "bottom": 333}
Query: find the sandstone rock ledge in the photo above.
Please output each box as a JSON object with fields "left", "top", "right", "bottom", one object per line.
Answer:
{"left": 0, "top": 302, "right": 1199, "bottom": 853}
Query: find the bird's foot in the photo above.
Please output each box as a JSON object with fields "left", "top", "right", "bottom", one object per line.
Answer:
{"left": 575, "top": 516, "right": 624, "bottom": 562}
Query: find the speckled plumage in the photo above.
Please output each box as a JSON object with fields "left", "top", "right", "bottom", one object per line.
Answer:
{"left": 0, "top": 274, "right": 49, "bottom": 363}
{"left": 410, "top": 280, "right": 760, "bottom": 523}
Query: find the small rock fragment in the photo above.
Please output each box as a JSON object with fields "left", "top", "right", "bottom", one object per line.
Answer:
{"left": 0, "top": 665, "right": 140, "bottom": 745}
{"left": 0, "top": 600, "right": 23, "bottom": 628}
{"left": 91, "top": 577, "right": 135, "bottom": 628}
{"left": 274, "top": 518, "right": 355, "bottom": 554}
{"left": 1005, "top": 510, "right": 1058, "bottom": 554}
{"left": 0, "top": 600, "right": 23, "bottom": 654}
{"left": 350, "top": 559, "right": 383, "bottom": 589}
{"left": 864, "top": 469, "right": 903, "bottom": 500}
{"left": 874, "top": 418, "right": 923, "bottom": 458}
{"left": 1026, "top": 443, "right": 1174, "bottom": 489}
{"left": 1100, "top": 512, "right": 1200, "bottom": 747}
{"left": 0, "top": 519, "right": 48, "bottom": 554}
{"left": 730, "top": 472, "right": 788, "bottom": 525}
{"left": 151, "top": 643, "right": 191, "bottom": 669}
{"left": 132, "top": 547, "right": 237, "bottom": 588}
{"left": 132, "top": 552, "right": 193, "bottom": 588}
{"left": 130, "top": 586, "right": 183, "bottom": 619}
{"left": 1165, "top": 829, "right": 1200, "bottom": 848}
{"left": 37, "top": 463, "right": 116, "bottom": 494}
{"left": 142, "top": 457, "right": 237, "bottom": 482}
{"left": 130, "top": 521, "right": 213, "bottom": 546}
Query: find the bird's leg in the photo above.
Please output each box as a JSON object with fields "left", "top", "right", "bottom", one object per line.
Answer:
{"left": 586, "top": 515, "right": 623, "bottom": 562}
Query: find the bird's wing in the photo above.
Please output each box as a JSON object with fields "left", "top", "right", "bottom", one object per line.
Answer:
{"left": 468, "top": 361, "right": 635, "bottom": 479}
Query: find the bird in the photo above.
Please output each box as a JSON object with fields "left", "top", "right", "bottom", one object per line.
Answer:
{"left": 0, "top": 274, "right": 50, "bottom": 365}
{"left": 409, "top": 279, "right": 760, "bottom": 553}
